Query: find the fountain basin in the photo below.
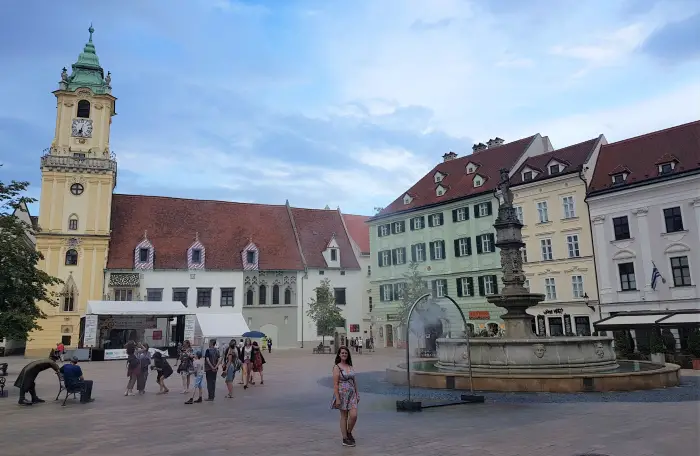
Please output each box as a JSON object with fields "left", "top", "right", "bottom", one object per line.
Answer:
{"left": 386, "top": 360, "right": 681, "bottom": 392}
{"left": 437, "top": 336, "right": 619, "bottom": 374}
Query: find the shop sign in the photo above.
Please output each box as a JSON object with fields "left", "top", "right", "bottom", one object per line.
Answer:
{"left": 349, "top": 324, "right": 360, "bottom": 333}
{"left": 184, "top": 314, "right": 196, "bottom": 342}
{"left": 469, "top": 311, "right": 490, "bottom": 320}
{"left": 543, "top": 308, "right": 564, "bottom": 315}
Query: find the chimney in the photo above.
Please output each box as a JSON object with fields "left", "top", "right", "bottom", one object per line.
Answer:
{"left": 487, "top": 137, "right": 505, "bottom": 148}
{"left": 472, "top": 143, "right": 487, "bottom": 152}
{"left": 442, "top": 151, "right": 458, "bottom": 162}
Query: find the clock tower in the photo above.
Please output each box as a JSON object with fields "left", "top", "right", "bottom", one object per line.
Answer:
{"left": 26, "top": 26, "right": 118, "bottom": 357}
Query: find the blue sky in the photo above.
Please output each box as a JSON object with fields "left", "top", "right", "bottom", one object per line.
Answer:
{"left": 1, "top": 0, "right": 699, "bottom": 215}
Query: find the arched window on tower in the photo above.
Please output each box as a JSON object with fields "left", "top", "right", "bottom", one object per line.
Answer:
{"left": 77, "top": 100, "right": 91, "bottom": 118}
{"left": 246, "top": 288, "right": 254, "bottom": 306}
{"left": 68, "top": 214, "right": 78, "bottom": 231}
{"left": 65, "top": 249, "right": 78, "bottom": 265}
{"left": 259, "top": 285, "right": 267, "bottom": 305}
{"left": 284, "top": 288, "right": 292, "bottom": 305}
{"left": 63, "top": 288, "right": 75, "bottom": 312}
{"left": 272, "top": 285, "right": 280, "bottom": 305}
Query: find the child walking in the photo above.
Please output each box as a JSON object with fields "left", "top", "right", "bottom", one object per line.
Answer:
{"left": 224, "top": 344, "right": 242, "bottom": 398}
{"left": 185, "top": 351, "right": 205, "bottom": 404}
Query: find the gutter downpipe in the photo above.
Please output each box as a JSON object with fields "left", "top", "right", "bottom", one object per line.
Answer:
{"left": 579, "top": 169, "right": 604, "bottom": 332}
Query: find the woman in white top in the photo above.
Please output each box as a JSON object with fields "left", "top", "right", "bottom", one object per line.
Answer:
{"left": 242, "top": 338, "right": 253, "bottom": 389}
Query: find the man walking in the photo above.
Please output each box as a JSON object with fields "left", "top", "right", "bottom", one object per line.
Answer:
{"left": 204, "top": 340, "right": 220, "bottom": 401}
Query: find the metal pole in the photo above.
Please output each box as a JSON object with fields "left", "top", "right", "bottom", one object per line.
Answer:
{"left": 405, "top": 293, "right": 431, "bottom": 403}
{"left": 442, "top": 295, "right": 474, "bottom": 394}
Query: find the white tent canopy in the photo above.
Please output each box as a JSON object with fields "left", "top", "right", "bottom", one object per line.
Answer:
{"left": 86, "top": 300, "right": 193, "bottom": 316}
{"left": 196, "top": 313, "right": 250, "bottom": 339}
{"left": 594, "top": 310, "right": 700, "bottom": 330}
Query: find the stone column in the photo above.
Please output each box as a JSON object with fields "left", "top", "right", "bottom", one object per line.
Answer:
{"left": 591, "top": 215, "right": 611, "bottom": 294}
{"left": 633, "top": 207, "right": 652, "bottom": 291}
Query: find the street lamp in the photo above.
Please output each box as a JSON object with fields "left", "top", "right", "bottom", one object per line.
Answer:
{"left": 584, "top": 292, "right": 595, "bottom": 312}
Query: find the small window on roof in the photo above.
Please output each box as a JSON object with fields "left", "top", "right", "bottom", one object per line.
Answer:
{"left": 612, "top": 173, "right": 626, "bottom": 184}
{"left": 434, "top": 172, "right": 444, "bottom": 183}
{"left": 473, "top": 175, "right": 483, "bottom": 187}
{"left": 436, "top": 184, "right": 446, "bottom": 196}
{"left": 523, "top": 171, "right": 533, "bottom": 182}
{"left": 659, "top": 162, "right": 674, "bottom": 175}
{"left": 549, "top": 164, "right": 560, "bottom": 174}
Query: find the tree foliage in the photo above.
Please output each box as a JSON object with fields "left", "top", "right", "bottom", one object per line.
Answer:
{"left": 398, "top": 262, "right": 430, "bottom": 327}
{"left": 0, "top": 169, "right": 62, "bottom": 341}
{"left": 306, "top": 278, "right": 345, "bottom": 343}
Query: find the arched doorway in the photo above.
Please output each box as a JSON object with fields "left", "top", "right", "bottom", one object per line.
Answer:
{"left": 385, "top": 324, "right": 394, "bottom": 347}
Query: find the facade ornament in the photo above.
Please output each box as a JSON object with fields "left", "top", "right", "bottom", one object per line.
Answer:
{"left": 533, "top": 343, "right": 546, "bottom": 358}
{"left": 94, "top": 102, "right": 104, "bottom": 110}
{"left": 64, "top": 101, "right": 74, "bottom": 107}
{"left": 105, "top": 71, "right": 111, "bottom": 86}
{"left": 691, "top": 198, "right": 700, "bottom": 208}
{"left": 594, "top": 342, "right": 605, "bottom": 359}
{"left": 61, "top": 67, "right": 68, "bottom": 82}
{"left": 496, "top": 168, "right": 514, "bottom": 207}
{"left": 633, "top": 207, "right": 649, "bottom": 216}
{"left": 591, "top": 215, "right": 605, "bottom": 224}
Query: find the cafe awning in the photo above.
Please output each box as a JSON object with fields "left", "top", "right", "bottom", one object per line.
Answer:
{"left": 86, "top": 300, "right": 193, "bottom": 316}
{"left": 594, "top": 310, "right": 700, "bottom": 331}
{"left": 196, "top": 313, "right": 250, "bottom": 339}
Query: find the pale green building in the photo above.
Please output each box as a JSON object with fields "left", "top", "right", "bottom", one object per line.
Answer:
{"left": 368, "top": 135, "right": 552, "bottom": 347}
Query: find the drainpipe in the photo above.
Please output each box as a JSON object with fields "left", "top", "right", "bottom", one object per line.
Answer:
{"left": 579, "top": 169, "right": 604, "bottom": 332}
{"left": 301, "top": 268, "right": 307, "bottom": 348}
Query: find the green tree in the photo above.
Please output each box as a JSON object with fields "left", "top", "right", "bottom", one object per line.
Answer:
{"left": 0, "top": 171, "right": 62, "bottom": 342}
{"left": 397, "top": 262, "right": 430, "bottom": 328}
{"left": 306, "top": 278, "right": 345, "bottom": 344}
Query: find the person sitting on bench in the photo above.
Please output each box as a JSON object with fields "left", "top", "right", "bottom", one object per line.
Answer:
{"left": 14, "top": 359, "right": 60, "bottom": 406}
{"left": 60, "top": 356, "right": 93, "bottom": 403}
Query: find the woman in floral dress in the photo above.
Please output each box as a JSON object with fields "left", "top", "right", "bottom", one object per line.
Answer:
{"left": 331, "top": 346, "right": 359, "bottom": 447}
{"left": 176, "top": 340, "right": 194, "bottom": 394}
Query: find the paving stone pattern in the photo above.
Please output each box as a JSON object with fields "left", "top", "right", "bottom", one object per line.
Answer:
{"left": 0, "top": 349, "right": 697, "bottom": 456}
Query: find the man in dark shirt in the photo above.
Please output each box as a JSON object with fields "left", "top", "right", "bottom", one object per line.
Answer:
{"left": 60, "top": 356, "right": 84, "bottom": 389}
{"left": 204, "top": 340, "right": 220, "bottom": 401}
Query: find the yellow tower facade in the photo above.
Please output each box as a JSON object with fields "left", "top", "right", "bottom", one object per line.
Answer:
{"left": 26, "top": 26, "right": 118, "bottom": 357}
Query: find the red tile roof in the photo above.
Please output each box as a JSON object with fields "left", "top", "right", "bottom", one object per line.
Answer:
{"left": 377, "top": 135, "right": 539, "bottom": 217}
{"left": 511, "top": 137, "right": 601, "bottom": 185}
{"left": 342, "top": 214, "right": 371, "bottom": 254}
{"left": 588, "top": 120, "right": 700, "bottom": 194}
{"left": 290, "top": 208, "right": 361, "bottom": 269}
{"left": 107, "top": 195, "right": 357, "bottom": 271}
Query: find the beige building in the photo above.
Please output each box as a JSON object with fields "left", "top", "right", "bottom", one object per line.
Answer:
{"left": 511, "top": 135, "right": 607, "bottom": 337}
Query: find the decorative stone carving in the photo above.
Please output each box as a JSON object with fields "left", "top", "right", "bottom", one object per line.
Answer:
{"left": 461, "top": 351, "right": 469, "bottom": 360}
{"left": 691, "top": 198, "right": 700, "bottom": 208}
{"left": 591, "top": 215, "right": 605, "bottom": 224}
{"left": 61, "top": 67, "right": 68, "bottom": 82}
{"left": 109, "top": 273, "right": 140, "bottom": 287}
{"left": 70, "top": 175, "right": 87, "bottom": 185}
{"left": 64, "top": 101, "right": 74, "bottom": 107}
{"left": 65, "top": 238, "right": 81, "bottom": 247}
{"left": 534, "top": 344, "right": 546, "bottom": 358}
{"left": 105, "top": 71, "right": 111, "bottom": 86}
{"left": 633, "top": 207, "right": 649, "bottom": 216}
{"left": 94, "top": 103, "right": 104, "bottom": 110}
{"left": 77, "top": 138, "right": 86, "bottom": 144}
{"left": 77, "top": 89, "right": 92, "bottom": 96}
{"left": 594, "top": 342, "right": 605, "bottom": 359}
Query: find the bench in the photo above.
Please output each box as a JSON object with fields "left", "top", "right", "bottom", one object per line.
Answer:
{"left": 312, "top": 346, "right": 332, "bottom": 354}
{"left": 0, "top": 363, "right": 7, "bottom": 376}
{"left": 55, "top": 373, "right": 84, "bottom": 406}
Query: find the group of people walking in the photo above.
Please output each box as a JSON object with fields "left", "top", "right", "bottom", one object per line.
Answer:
{"left": 124, "top": 338, "right": 266, "bottom": 404}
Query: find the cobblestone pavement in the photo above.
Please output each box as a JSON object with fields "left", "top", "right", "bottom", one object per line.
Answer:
{"left": 0, "top": 349, "right": 697, "bottom": 456}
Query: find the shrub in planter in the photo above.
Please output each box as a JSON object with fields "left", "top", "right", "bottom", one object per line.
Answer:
{"left": 661, "top": 329, "right": 676, "bottom": 354}
{"left": 649, "top": 330, "right": 666, "bottom": 354}
{"left": 613, "top": 330, "right": 634, "bottom": 358}
{"left": 687, "top": 329, "right": 700, "bottom": 369}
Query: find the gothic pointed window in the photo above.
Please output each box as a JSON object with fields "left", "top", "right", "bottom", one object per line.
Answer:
{"left": 77, "top": 100, "right": 91, "bottom": 118}
{"left": 65, "top": 249, "right": 78, "bottom": 265}
{"left": 259, "top": 285, "right": 267, "bottom": 305}
{"left": 284, "top": 288, "right": 292, "bottom": 305}
{"left": 246, "top": 288, "right": 254, "bottom": 306}
{"left": 272, "top": 284, "right": 280, "bottom": 305}
{"left": 61, "top": 276, "right": 77, "bottom": 312}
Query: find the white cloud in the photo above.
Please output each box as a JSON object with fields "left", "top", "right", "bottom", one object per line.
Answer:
{"left": 496, "top": 57, "right": 535, "bottom": 68}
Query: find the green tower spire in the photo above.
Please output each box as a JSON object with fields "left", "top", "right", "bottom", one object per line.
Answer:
{"left": 60, "top": 24, "right": 111, "bottom": 94}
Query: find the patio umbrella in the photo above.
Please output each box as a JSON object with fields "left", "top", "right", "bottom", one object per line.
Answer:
{"left": 242, "top": 330, "right": 266, "bottom": 338}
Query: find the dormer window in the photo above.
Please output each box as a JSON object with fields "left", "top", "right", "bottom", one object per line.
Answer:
{"left": 549, "top": 164, "right": 560, "bottom": 174}
{"left": 434, "top": 171, "right": 445, "bottom": 183}
{"left": 659, "top": 162, "right": 674, "bottom": 175}
{"left": 246, "top": 250, "right": 256, "bottom": 264}
{"left": 612, "top": 173, "right": 626, "bottom": 184}
{"left": 436, "top": 184, "right": 446, "bottom": 196}
{"left": 134, "top": 232, "right": 154, "bottom": 270}
{"left": 466, "top": 162, "right": 477, "bottom": 174}
{"left": 139, "top": 248, "right": 149, "bottom": 262}
{"left": 330, "top": 249, "right": 338, "bottom": 261}
{"left": 524, "top": 171, "right": 533, "bottom": 181}
{"left": 192, "top": 249, "right": 202, "bottom": 264}
{"left": 473, "top": 175, "right": 483, "bottom": 187}
{"left": 403, "top": 193, "right": 413, "bottom": 205}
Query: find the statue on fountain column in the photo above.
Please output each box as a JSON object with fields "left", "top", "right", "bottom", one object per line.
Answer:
{"left": 496, "top": 168, "right": 514, "bottom": 208}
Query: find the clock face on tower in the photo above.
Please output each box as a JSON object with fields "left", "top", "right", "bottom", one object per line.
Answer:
{"left": 71, "top": 118, "right": 93, "bottom": 138}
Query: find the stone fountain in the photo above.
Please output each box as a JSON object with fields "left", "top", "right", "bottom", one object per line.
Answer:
{"left": 435, "top": 168, "right": 619, "bottom": 375}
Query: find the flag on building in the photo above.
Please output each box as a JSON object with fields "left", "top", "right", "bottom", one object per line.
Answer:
{"left": 651, "top": 262, "right": 664, "bottom": 290}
